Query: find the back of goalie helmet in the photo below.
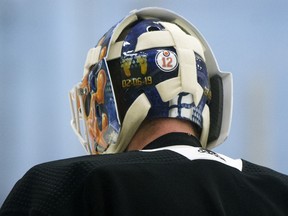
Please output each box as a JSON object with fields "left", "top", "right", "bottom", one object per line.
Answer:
{"left": 69, "top": 7, "right": 233, "bottom": 154}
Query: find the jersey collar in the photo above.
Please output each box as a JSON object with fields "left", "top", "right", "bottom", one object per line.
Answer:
{"left": 143, "top": 132, "right": 201, "bottom": 150}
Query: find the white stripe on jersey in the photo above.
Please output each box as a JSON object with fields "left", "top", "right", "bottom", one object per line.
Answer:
{"left": 142, "top": 145, "right": 243, "bottom": 171}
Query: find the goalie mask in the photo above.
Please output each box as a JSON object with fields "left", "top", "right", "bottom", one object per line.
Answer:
{"left": 69, "top": 7, "right": 233, "bottom": 154}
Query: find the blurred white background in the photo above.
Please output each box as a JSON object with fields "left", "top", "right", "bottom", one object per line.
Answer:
{"left": 1, "top": 0, "right": 288, "bottom": 205}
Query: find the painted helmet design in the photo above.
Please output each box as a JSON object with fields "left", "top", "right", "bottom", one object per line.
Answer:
{"left": 69, "top": 7, "right": 233, "bottom": 154}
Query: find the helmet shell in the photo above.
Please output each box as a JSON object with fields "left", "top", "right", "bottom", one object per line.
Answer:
{"left": 69, "top": 7, "right": 233, "bottom": 154}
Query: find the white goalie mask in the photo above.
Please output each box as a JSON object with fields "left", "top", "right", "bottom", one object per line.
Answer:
{"left": 69, "top": 7, "right": 233, "bottom": 154}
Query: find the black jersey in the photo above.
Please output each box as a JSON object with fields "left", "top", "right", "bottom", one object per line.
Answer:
{"left": 1, "top": 133, "right": 288, "bottom": 216}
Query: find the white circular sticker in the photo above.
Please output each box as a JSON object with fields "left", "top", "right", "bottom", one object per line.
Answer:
{"left": 155, "top": 50, "right": 178, "bottom": 72}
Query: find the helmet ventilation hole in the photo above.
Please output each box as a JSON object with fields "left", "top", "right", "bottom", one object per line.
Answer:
{"left": 146, "top": 26, "right": 161, "bottom": 32}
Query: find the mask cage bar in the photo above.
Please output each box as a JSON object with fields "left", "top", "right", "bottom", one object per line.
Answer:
{"left": 69, "top": 85, "right": 92, "bottom": 154}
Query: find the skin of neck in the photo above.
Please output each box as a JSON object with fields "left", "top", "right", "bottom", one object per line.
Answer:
{"left": 127, "top": 118, "right": 199, "bottom": 151}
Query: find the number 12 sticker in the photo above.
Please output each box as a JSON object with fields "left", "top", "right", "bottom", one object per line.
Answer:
{"left": 155, "top": 50, "right": 178, "bottom": 72}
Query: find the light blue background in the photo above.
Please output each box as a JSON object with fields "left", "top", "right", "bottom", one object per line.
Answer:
{"left": 1, "top": 0, "right": 288, "bottom": 205}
